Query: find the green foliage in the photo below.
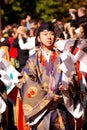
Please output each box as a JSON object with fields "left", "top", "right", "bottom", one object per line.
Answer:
{"left": 12, "top": 2, "right": 21, "bottom": 11}
{"left": 1, "top": 0, "right": 87, "bottom": 27}
{"left": 36, "top": 0, "right": 87, "bottom": 21}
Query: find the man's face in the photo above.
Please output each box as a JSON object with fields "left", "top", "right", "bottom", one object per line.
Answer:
{"left": 38, "top": 30, "right": 55, "bottom": 49}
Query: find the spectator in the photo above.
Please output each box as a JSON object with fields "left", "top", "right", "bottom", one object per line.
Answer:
{"left": 78, "top": 6, "right": 87, "bottom": 24}
{"left": 25, "top": 14, "right": 31, "bottom": 31}
{"left": 13, "top": 26, "right": 29, "bottom": 72}
{"left": 18, "top": 27, "right": 36, "bottom": 57}
{"left": 69, "top": 8, "right": 79, "bottom": 28}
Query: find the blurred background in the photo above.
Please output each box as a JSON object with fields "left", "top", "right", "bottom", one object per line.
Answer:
{"left": 0, "top": 0, "right": 87, "bottom": 28}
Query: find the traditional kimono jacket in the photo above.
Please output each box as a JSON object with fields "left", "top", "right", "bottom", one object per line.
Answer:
{"left": 20, "top": 48, "right": 83, "bottom": 130}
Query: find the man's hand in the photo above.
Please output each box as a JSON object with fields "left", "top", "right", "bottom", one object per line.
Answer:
{"left": 59, "top": 82, "right": 68, "bottom": 92}
{"left": 53, "top": 94, "right": 63, "bottom": 102}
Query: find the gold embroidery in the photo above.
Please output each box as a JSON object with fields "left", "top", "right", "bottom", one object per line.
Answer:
{"left": 23, "top": 104, "right": 33, "bottom": 116}
{"left": 40, "top": 100, "right": 49, "bottom": 109}
{"left": 27, "top": 86, "right": 37, "bottom": 98}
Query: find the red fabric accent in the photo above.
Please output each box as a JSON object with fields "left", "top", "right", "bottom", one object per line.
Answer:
{"left": 16, "top": 91, "right": 30, "bottom": 130}
{"left": 70, "top": 47, "right": 87, "bottom": 80}
{"left": 9, "top": 37, "right": 18, "bottom": 58}
{"left": 8, "top": 87, "right": 18, "bottom": 103}
{"left": 72, "top": 47, "right": 82, "bottom": 80}
{"left": 69, "top": 116, "right": 82, "bottom": 130}
{"left": 18, "top": 97, "right": 24, "bottom": 130}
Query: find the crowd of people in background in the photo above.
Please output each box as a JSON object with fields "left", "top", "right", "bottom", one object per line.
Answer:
{"left": 0, "top": 5, "right": 87, "bottom": 130}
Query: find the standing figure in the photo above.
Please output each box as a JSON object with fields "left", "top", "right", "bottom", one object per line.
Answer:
{"left": 18, "top": 22, "right": 83, "bottom": 130}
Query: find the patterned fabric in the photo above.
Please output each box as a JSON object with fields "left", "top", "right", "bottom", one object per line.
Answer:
{"left": 22, "top": 77, "right": 55, "bottom": 123}
{"left": 0, "top": 46, "right": 10, "bottom": 61}
{"left": 20, "top": 48, "right": 80, "bottom": 130}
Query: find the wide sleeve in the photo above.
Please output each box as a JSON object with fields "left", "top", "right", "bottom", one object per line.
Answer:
{"left": 18, "top": 37, "right": 35, "bottom": 50}
{"left": 0, "top": 96, "right": 6, "bottom": 114}
{"left": 62, "top": 74, "right": 84, "bottom": 119}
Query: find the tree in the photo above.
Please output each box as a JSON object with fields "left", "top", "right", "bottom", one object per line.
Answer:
{"left": 1, "top": 0, "right": 87, "bottom": 28}
{"left": 1, "top": 0, "right": 36, "bottom": 28}
{"left": 36, "top": 0, "right": 87, "bottom": 21}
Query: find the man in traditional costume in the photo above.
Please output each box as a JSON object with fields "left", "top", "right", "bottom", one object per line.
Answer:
{"left": 18, "top": 22, "right": 83, "bottom": 130}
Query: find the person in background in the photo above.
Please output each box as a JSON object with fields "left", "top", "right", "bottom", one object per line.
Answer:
{"left": 0, "top": 34, "right": 10, "bottom": 62}
{"left": 19, "top": 19, "right": 26, "bottom": 27}
{"left": 52, "top": 19, "right": 64, "bottom": 40}
{"left": 26, "top": 14, "right": 32, "bottom": 31}
{"left": 37, "top": 18, "right": 44, "bottom": 28}
{"left": 30, "top": 19, "right": 38, "bottom": 29}
{"left": 18, "top": 27, "right": 36, "bottom": 58}
{"left": 77, "top": 5, "right": 87, "bottom": 24}
{"left": 8, "top": 25, "right": 18, "bottom": 68}
{"left": 69, "top": 8, "right": 79, "bottom": 29}
{"left": 13, "top": 26, "right": 29, "bottom": 72}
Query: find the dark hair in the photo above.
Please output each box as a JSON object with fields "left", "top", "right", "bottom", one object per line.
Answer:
{"left": 36, "top": 22, "right": 55, "bottom": 36}
{"left": 78, "top": 16, "right": 87, "bottom": 25}
{"left": 80, "top": 22, "right": 87, "bottom": 36}
{"left": 35, "top": 22, "right": 55, "bottom": 46}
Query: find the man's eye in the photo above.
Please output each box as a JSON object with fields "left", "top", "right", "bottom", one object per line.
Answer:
{"left": 50, "top": 33, "right": 54, "bottom": 35}
{"left": 43, "top": 33, "right": 47, "bottom": 35}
